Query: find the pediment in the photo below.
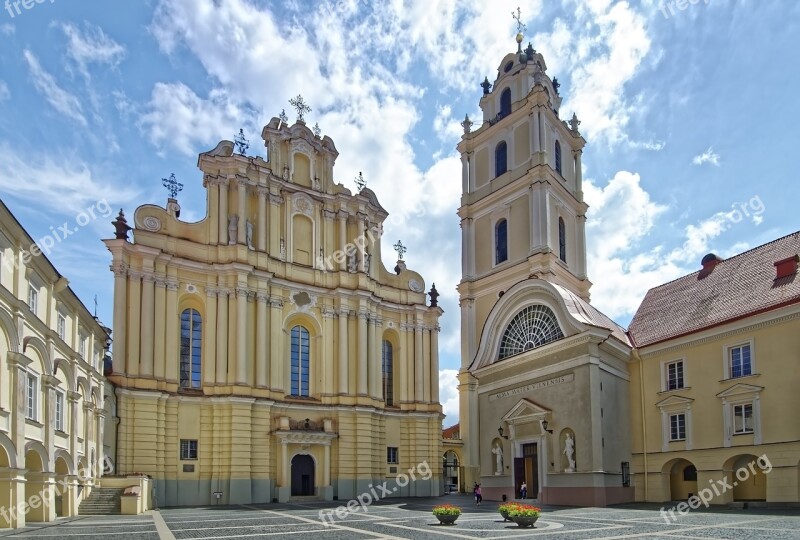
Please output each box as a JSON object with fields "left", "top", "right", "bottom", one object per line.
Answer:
{"left": 501, "top": 398, "right": 551, "bottom": 424}
{"left": 716, "top": 383, "right": 763, "bottom": 399}
{"left": 655, "top": 395, "right": 694, "bottom": 408}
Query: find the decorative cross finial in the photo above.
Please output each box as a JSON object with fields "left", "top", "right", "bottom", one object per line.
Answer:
{"left": 94, "top": 294, "right": 98, "bottom": 318}
{"left": 461, "top": 114, "right": 474, "bottom": 134}
{"left": 512, "top": 7, "right": 526, "bottom": 34}
{"left": 313, "top": 122, "right": 321, "bottom": 138}
{"left": 162, "top": 173, "right": 183, "bottom": 199}
{"left": 481, "top": 76, "right": 492, "bottom": 95}
{"left": 279, "top": 109, "right": 288, "bottom": 124}
{"left": 355, "top": 171, "right": 366, "bottom": 191}
{"left": 234, "top": 128, "right": 249, "bottom": 155}
{"left": 393, "top": 240, "right": 407, "bottom": 260}
{"left": 289, "top": 94, "right": 311, "bottom": 123}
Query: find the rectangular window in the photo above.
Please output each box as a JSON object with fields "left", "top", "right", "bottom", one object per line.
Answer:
{"left": 729, "top": 344, "right": 752, "bottom": 378}
{"left": 26, "top": 374, "right": 37, "bottom": 420}
{"left": 57, "top": 314, "right": 66, "bottom": 341}
{"left": 733, "top": 403, "right": 754, "bottom": 434}
{"left": 387, "top": 447, "right": 399, "bottom": 464}
{"left": 180, "top": 439, "right": 198, "bottom": 460}
{"left": 669, "top": 413, "right": 686, "bottom": 441}
{"left": 55, "top": 391, "right": 65, "bottom": 431}
{"left": 79, "top": 335, "right": 87, "bottom": 359}
{"left": 666, "top": 360, "right": 684, "bottom": 391}
{"left": 27, "top": 285, "right": 38, "bottom": 315}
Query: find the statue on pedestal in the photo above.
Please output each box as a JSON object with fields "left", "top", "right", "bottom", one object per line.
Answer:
{"left": 228, "top": 215, "right": 238, "bottom": 245}
{"left": 563, "top": 432, "right": 576, "bottom": 471}
{"left": 492, "top": 442, "right": 504, "bottom": 475}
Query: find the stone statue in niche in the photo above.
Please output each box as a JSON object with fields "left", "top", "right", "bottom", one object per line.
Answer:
{"left": 364, "top": 250, "right": 372, "bottom": 274}
{"left": 279, "top": 238, "right": 286, "bottom": 261}
{"left": 563, "top": 432, "right": 576, "bottom": 471}
{"left": 246, "top": 220, "right": 254, "bottom": 250}
{"left": 492, "top": 442, "right": 504, "bottom": 475}
{"left": 347, "top": 247, "right": 359, "bottom": 273}
{"left": 228, "top": 215, "right": 238, "bottom": 245}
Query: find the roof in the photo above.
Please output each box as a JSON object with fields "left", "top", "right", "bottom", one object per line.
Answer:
{"left": 552, "top": 283, "right": 631, "bottom": 346}
{"left": 442, "top": 424, "right": 460, "bottom": 438}
{"left": 629, "top": 231, "right": 800, "bottom": 347}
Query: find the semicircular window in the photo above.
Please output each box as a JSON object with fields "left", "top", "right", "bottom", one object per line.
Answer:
{"left": 498, "top": 305, "right": 564, "bottom": 360}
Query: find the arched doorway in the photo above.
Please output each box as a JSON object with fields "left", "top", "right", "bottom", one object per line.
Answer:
{"left": 25, "top": 448, "right": 47, "bottom": 522}
{"left": 443, "top": 451, "right": 460, "bottom": 493}
{"left": 665, "top": 458, "right": 698, "bottom": 501}
{"left": 54, "top": 456, "right": 71, "bottom": 517}
{"left": 290, "top": 455, "right": 315, "bottom": 497}
{"left": 726, "top": 454, "right": 767, "bottom": 502}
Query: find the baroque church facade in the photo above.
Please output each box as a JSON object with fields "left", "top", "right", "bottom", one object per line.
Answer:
{"left": 456, "top": 34, "right": 636, "bottom": 506}
{"left": 103, "top": 116, "right": 443, "bottom": 506}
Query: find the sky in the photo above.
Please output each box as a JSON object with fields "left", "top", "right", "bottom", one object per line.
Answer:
{"left": 0, "top": 0, "right": 797, "bottom": 426}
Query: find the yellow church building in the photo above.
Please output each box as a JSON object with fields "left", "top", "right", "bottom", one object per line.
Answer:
{"left": 103, "top": 114, "right": 443, "bottom": 506}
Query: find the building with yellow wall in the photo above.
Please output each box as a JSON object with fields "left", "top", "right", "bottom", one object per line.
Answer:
{"left": 103, "top": 116, "right": 443, "bottom": 506}
{"left": 628, "top": 236, "right": 800, "bottom": 506}
{"left": 0, "top": 200, "right": 108, "bottom": 528}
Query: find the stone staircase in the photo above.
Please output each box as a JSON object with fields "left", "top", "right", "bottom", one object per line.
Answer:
{"left": 79, "top": 487, "right": 124, "bottom": 515}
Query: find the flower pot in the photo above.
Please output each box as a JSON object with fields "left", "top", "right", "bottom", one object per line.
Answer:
{"left": 499, "top": 509, "right": 510, "bottom": 521}
{"left": 435, "top": 514, "right": 459, "bottom": 525}
{"left": 511, "top": 515, "right": 539, "bottom": 528}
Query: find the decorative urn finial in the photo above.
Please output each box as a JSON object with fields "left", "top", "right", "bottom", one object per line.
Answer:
{"left": 112, "top": 210, "right": 132, "bottom": 241}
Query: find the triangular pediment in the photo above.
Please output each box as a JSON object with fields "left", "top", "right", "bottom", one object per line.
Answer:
{"left": 501, "top": 398, "right": 551, "bottom": 423}
{"left": 655, "top": 395, "right": 694, "bottom": 408}
{"left": 716, "top": 383, "right": 763, "bottom": 399}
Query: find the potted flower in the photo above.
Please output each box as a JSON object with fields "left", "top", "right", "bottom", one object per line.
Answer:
{"left": 432, "top": 504, "right": 461, "bottom": 525}
{"left": 498, "top": 502, "right": 520, "bottom": 521}
{"left": 507, "top": 504, "right": 541, "bottom": 528}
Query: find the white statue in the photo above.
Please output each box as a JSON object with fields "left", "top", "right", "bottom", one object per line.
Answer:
{"left": 347, "top": 248, "right": 359, "bottom": 273}
{"left": 364, "top": 250, "right": 372, "bottom": 274}
{"left": 246, "top": 220, "right": 254, "bottom": 249}
{"left": 563, "top": 432, "right": 576, "bottom": 471}
{"left": 492, "top": 442, "right": 504, "bottom": 475}
{"left": 228, "top": 214, "right": 238, "bottom": 245}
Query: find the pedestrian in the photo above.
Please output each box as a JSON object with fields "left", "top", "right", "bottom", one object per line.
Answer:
{"left": 520, "top": 481, "right": 527, "bottom": 499}
{"left": 475, "top": 483, "right": 482, "bottom": 505}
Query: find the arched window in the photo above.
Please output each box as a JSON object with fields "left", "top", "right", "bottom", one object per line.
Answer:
{"left": 495, "top": 141, "right": 507, "bottom": 178}
{"left": 500, "top": 88, "right": 511, "bottom": 118}
{"left": 179, "top": 309, "right": 202, "bottom": 389}
{"left": 382, "top": 340, "right": 394, "bottom": 406}
{"left": 499, "top": 304, "right": 564, "bottom": 360}
{"left": 495, "top": 219, "right": 508, "bottom": 264}
{"left": 555, "top": 140, "right": 562, "bottom": 175}
{"left": 290, "top": 325, "right": 310, "bottom": 397}
{"left": 683, "top": 465, "right": 698, "bottom": 482}
{"left": 558, "top": 217, "right": 567, "bottom": 263}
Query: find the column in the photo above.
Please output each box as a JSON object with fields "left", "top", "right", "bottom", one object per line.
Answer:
{"left": 207, "top": 177, "right": 219, "bottom": 244}
{"left": 576, "top": 214, "right": 587, "bottom": 280}
{"left": 140, "top": 274, "right": 155, "bottom": 377}
{"left": 538, "top": 111, "right": 546, "bottom": 165}
{"left": 67, "top": 391, "right": 79, "bottom": 462}
{"left": 42, "top": 375, "right": 58, "bottom": 462}
{"left": 257, "top": 187, "right": 268, "bottom": 252}
{"left": 398, "top": 322, "right": 409, "bottom": 403}
{"left": 235, "top": 287, "right": 248, "bottom": 385}
{"left": 422, "top": 326, "right": 431, "bottom": 403}
{"left": 165, "top": 277, "right": 179, "bottom": 383}
{"left": 404, "top": 318, "right": 415, "bottom": 402}
{"left": 216, "top": 288, "right": 229, "bottom": 385}
{"left": 461, "top": 153, "right": 469, "bottom": 193}
{"left": 127, "top": 273, "right": 141, "bottom": 377}
{"left": 414, "top": 320, "right": 424, "bottom": 403}
{"left": 203, "top": 287, "right": 218, "bottom": 385}
{"left": 218, "top": 178, "right": 229, "bottom": 244}
{"left": 153, "top": 277, "right": 166, "bottom": 379}
{"left": 256, "top": 293, "right": 269, "bottom": 388}
{"left": 460, "top": 218, "right": 469, "bottom": 274}
{"left": 269, "top": 298, "right": 283, "bottom": 392}
{"left": 367, "top": 315, "right": 379, "bottom": 399}
{"left": 269, "top": 193, "right": 283, "bottom": 256}
{"left": 357, "top": 213, "right": 367, "bottom": 272}
{"left": 324, "top": 444, "right": 331, "bottom": 486}
{"left": 237, "top": 181, "right": 247, "bottom": 245}
{"left": 357, "top": 311, "right": 368, "bottom": 396}
{"left": 467, "top": 152, "right": 474, "bottom": 191}
{"left": 574, "top": 150, "right": 583, "bottom": 199}
{"left": 337, "top": 307, "right": 349, "bottom": 394}
{"left": 337, "top": 211, "right": 348, "bottom": 271}
{"left": 111, "top": 262, "right": 127, "bottom": 374}
{"left": 531, "top": 111, "right": 541, "bottom": 155}
{"left": 322, "top": 308, "right": 335, "bottom": 395}
{"left": 280, "top": 441, "right": 289, "bottom": 487}
{"left": 431, "top": 324, "right": 440, "bottom": 403}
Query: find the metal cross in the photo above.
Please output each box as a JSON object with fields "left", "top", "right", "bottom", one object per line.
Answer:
{"left": 234, "top": 128, "right": 249, "bottom": 155}
{"left": 289, "top": 94, "right": 312, "bottom": 123}
{"left": 355, "top": 171, "right": 366, "bottom": 191}
{"left": 393, "top": 240, "right": 407, "bottom": 260}
{"left": 162, "top": 173, "right": 183, "bottom": 199}
{"left": 512, "top": 7, "right": 526, "bottom": 34}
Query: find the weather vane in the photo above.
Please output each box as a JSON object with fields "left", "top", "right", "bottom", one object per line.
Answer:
{"left": 289, "top": 94, "right": 312, "bottom": 123}
{"left": 512, "top": 6, "right": 526, "bottom": 34}
{"left": 393, "top": 240, "right": 407, "bottom": 260}
{"left": 162, "top": 173, "right": 183, "bottom": 199}
{"left": 355, "top": 171, "right": 366, "bottom": 191}
{"left": 234, "top": 128, "right": 249, "bottom": 154}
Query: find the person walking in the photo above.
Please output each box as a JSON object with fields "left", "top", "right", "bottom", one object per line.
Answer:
{"left": 475, "top": 484, "right": 482, "bottom": 505}
{"left": 520, "top": 481, "right": 528, "bottom": 499}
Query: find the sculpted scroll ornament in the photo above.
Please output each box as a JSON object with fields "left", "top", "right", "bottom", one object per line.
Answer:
{"left": 141, "top": 216, "right": 161, "bottom": 232}
{"left": 409, "top": 279, "right": 424, "bottom": 293}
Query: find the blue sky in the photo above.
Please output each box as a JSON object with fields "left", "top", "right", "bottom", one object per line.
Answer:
{"left": 0, "top": 0, "right": 797, "bottom": 424}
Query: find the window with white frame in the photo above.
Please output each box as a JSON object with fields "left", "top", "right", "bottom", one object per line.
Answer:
{"left": 57, "top": 313, "right": 67, "bottom": 341}
{"left": 27, "top": 284, "right": 38, "bottom": 315}
{"left": 26, "top": 374, "right": 37, "bottom": 420}
{"left": 665, "top": 360, "right": 685, "bottom": 391}
{"left": 669, "top": 413, "right": 686, "bottom": 441}
{"left": 387, "top": 447, "right": 399, "bottom": 464}
{"left": 727, "top": 343, "right": 752, "bottom": 378}
{"left": 180, "top": 439, "right": 198, "bottom": 460}
{"left": 733, "top": 403, "right": 754, "bottom": 434}
{"left": 79, "top": 334, "right": 87, "bottom": 359}
{"left": 55, "top": 391, "right": 65, "bottom": 431}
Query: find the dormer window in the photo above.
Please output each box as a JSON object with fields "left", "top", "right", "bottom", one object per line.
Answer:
{"left": 499, "top": 88, "right": 511, "bottom": 118}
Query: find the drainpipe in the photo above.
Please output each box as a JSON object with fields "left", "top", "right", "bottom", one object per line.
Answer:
{"left": 633, "top": 349, "right": 648, "bottom": 501}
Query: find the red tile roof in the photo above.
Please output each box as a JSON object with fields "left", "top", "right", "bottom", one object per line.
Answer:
{"left": 629, "top": 231, "right": 800, "bottom": 347}
{"left": 442, "top": 423, "right": 460, "bottom": 439}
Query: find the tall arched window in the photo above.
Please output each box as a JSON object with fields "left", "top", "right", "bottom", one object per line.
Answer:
{"left": 555, "top": 140, "right": 562, "bottom": 175}
{"left": 500, "top": 88, "right": 511, "bottom": 118}
{"left": 499, "top": 304, "right": 564, "bottom": 360}
{"left": 495, "top": 141, "right": 507, "bottom": 178}
{"left": 382, "top": 340, "right": 394, "bottom": 407}
{"left": 558, "top": 217, "right": 567, "bottom": 263}
{"left": 495, "top": 219, "right": 508, "bottom": 264}
{"left": 290, "top": 325, "right": 310, "bottom": 397}
{"left": 179, "top": 309, "right": 202, "bottom": 389}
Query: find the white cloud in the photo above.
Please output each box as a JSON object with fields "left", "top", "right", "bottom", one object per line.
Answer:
{"left": 0, "top": 23, "right": 14, "bottom": 36}
{"left": 23, "top": 50, "right": 87, "bottom": 126}
{"left": 692, "top": 146, "right": 721, "bottom": 166}
{"left": 439, "top": 368, "right": 460, "bottom": 425}
{"left": 629, "top": 139, "right": 665, "bottom": 151}
{"left": 0, "top": 81, "right": 9, "bottom": 102}
{"left": 60, "top": 22, "right": 126, "bottom": 79}
{"left": 433, "top": 104, "right": 465, "bottom": 143}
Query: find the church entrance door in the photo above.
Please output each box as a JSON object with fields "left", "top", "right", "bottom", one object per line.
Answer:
{"left": 291, "top": 455, "right": 315, "bottom": 496}
{"left": 519, "top": 443, "right": 538, "bottom": 498}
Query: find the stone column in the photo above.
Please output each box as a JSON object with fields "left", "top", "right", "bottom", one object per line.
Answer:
{"left": 269, "top": 298, "right": 284, "bottom": 393}
{"left": 414, "top": 321, "right": 424, "bottom": 403}
{"left": 532, "top": 110, "right": 541, "bottom": 155}
{"left": 431, "top": 324, "right": 440, "bottom": 403}
{"left": 576, "top": 213, "right": 588, "bottom": 281}
{"left": 256, "top": 293, "right": 269, "bottom": 388}
{"left": 110, "top": 262, "right": 127, "bottom": 374}
{"left": 8, "top": 354, "right": 32, "bottom": 466}
{"left": 321, "top": 308, "right": 335, "bottom": 395}
{"left": 237, "top": 181, "right": 247, "bottom": 245}
{"left": 127, "top": 273, "right": 141, "bottom": 378}
{"left": 42, "top": 375, "right": 58, "bottom": 466}
{"left": 203, "top": 286, "right": 218, "bottom": 385}
{"left": 207, "top": 176, "right": 220, "bottom": 244}
{"left": 574, "top": 150, "right": 583, "bottom": 200}
{"left": 140, "top": 273, "right": 155, "bottom": 377}
{"left": 257, "top": 187, "right": 268, "bottom": 252}
{"left": 25, "top": 473, "right": 56, "bottom": 522}
{"left": 268, "top": 193, "right": 283, "bottom": 257}
{"left": 219, "top": 178, "right": 229, "bottom": 244}
{"left": 235, "top": 287, "right": 248, "bottom": 385}
{"left": 165, "top": 277, "right": 179, "bottom": 384}
{"left": 216, "top": 288, "right": 229, "bottom": 385}
{"left": 337, "top": 211, "right": 348, "bottom": 271}
{"left": 337, "top": 307, "right": 349, "bottom": 395}
{"left": 357, "top": 311, "right": 368, "bottom": 396}
{"left": 280, "top": 440, "right": 289, "bottom": 487}
{"left": 153, "top": 276, "right": 167, "bottom": 380}
{"left": 67, "top": 391, "right": 79, "bottom": 463}
{"left": 367, "top": 314, "right": 379, "bottom": 400}
{"left": 357, "top": 213, "right": 367, "bottom": 272}
{"left": 461, "top": 153, "right": 469, "bottom": 193}
{"left": 422, "top": 327, "right": 431, "bottom": 403}
{"left": 324, "top": 443, "right": 331, "bottom": 486}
